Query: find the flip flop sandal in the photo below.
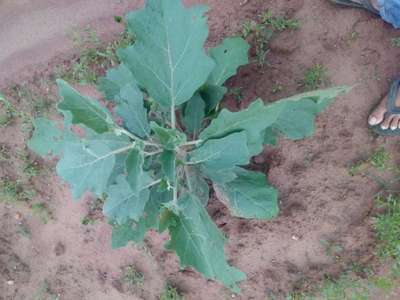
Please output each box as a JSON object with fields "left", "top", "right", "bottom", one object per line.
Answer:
{"left": 329, "top": 0, "right": 380, "bottom": 16}
{"left": 371, "top": 79, "right": 400, "bottom": 136}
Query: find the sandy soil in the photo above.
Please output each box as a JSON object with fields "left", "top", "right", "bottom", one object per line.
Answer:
{"left": 1, "top": 0, "right": 400, "bottom": 299}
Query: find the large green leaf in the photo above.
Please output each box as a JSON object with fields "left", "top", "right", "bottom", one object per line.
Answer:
{"left": 151, "top": 122, "right": 186, "bottom": 150}
{"left": 279, "top": 86, "right": 350, "bottom": 113}
{"left": 28, "top": 118, "right": 64, "bottom": 157}
{"left": 103, "top": 175, "right": 151, "bottom": 224}
{"left": 56, "top": 135, "right": 118, "bottom": 200}
{"left": 215, "top": 168, "right": 278, "bottom": 219}
{"left": 207, "top": 37, "right": 250, "bottom": 86}
{"left": 111, "top": 188, "right": 172, "bottom": 248}
{"left": 182, "top": 93, "right": 205, "bottom": 136}
{"left": 200, "top": 99, "right": 286, "bottom": 155}
{"left": 98, "top": 64, "right": 135, "bottom": 101}
{"left": 188, "top": 131, "right": 250, "bottom": 171}
{"left": 57, "top": 80, "right": 113, "bottom": 133}
{"left": 165, "top": 194, "right": 246, "bottom": 291}
{"left": 262, "top": 86, "right": 350, "bottom": 142}
{"left": 118, "top": 0, "right": 215, "bottom": 107}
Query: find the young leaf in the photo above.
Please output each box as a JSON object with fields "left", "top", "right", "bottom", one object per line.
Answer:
{"left": 115, "top": 84, "right": 150, "bottom": 138}
{"left": 57, "top": 79, "right": 113, "bottom": 133}
{"left": 207, "top": 37, "right": 250, "bottom": 86}
{"left": 111, "top": 188, "right": 173, "bottom": 248}
{"left": 188, "top": 131, "right": 250, "bottom": 171}
{"left": 118, "top": 0, "right": 215, "bottom": 107}
{"left": 126, "top": 148, "right": 146, "bottom": 193}
{"left": 151, "top": 122, "right": 186, "bottom": 150}
{"left": 214, "top": 167, "right": 279, "bottom": 219}
{"left": 56, "top": 136, "right": 119, "bottom": 200}
{"left": 160, "top": 150, "right": 176, "bottom": 186}
{"left": 98, "top": 64, "right": 135, "bottom": 101}
{"left": 28, "top": 118, "right": 64, "bottom": 157}
{"left": 165, "top": 194, "right": 246, "bottom": 291}
{"left": 200, "top": 99, "right": 286, "bottom": 155}
{"left": 182, "top": 93, "right": 205, "bottom": 135}
{"left": 200, "top": 84, "right": 227, "bottom": 113}
{"left": 103, "top": 175, "right": 151, "bottom": 224}
{"left": 185, "top": 166, "right": 210, "bottom": 206}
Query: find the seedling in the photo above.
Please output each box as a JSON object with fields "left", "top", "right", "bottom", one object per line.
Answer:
{"left": 160, "top": 283, "right": 182, "bottom": 300}
{"left": 391, "top": 37, "right": 400, "bottom": 47}
{"left": 122, "top": 265, "right": 145, "bottom": 287}
{"left": 302, "top": 64, "right": 329, "bottom": 91}
{"left": 369, "top": 147, "right": 391, "bottom": 171}
{"left": 260, "top": 11, "right": 299, "bottom": 31}
{"left": 0, "top": 93, "right": 17, "bottom": 127}
{"left": 31, "top": 203, "right": 52, "bottom": 224}
{"left": 28, "top": 0, "right": 348, "bottom": 291}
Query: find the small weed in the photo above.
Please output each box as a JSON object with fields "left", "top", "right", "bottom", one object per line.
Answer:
{"left": 33, "top": 281, "right": 59, "bottom": 300}
{"left": 272, "top": 83, "right": 283, "bottom": 94}
{"left": 348, "top": 160, "right": 367, "bottom": 176}
{"left": 371, "top": 276, "right": 394, "bottom": 294}
{"left": 260, "top": 11, "right": 299, "bottom": 31}
{"left": 62, "top": 28, "right": 134, "bottom": 84}
{"left": 0, "top": 178, "right": 20, "bottom": 203}
{"left": 0, "top": 93, "right": 17, "bottom": 127}
{"left": 17, "top": 221, "right": 31, "bottom": 238}
{"left": 122, "top": 265, "right": 145, "bottom": 287}
{"left": 302, "top": 64, "right": 328, "bottom": 90}
{"left": 31, "top": 203, "right": 52, "bottom": 224}
{"left": 114, "top": 15, "right": 123, "bottom": 23}
{"left": 0, "top": 178, "right": 36, "bottom": 203}
{"left": 229, "top": 87, "right": 244, "bottom": 103}
{"left": 0, "top": 144, "right": 11, "bottom": 161}
{"left": 374, "top": 194, "right": 400, "bottom": 258}
{"left": 320, "top": 239, "right": 344, "bottom": 260}
{"left": 160, "top": 283, "right": 183, "bottom": 300}
{"left": 369, "top": 147, "right": 390, "bottom": 170}
{"left": 391, "top": 37, "right": 400, "bottom": 47}
{"left": 24, "top": 160, "right": 41, "bottom": 178}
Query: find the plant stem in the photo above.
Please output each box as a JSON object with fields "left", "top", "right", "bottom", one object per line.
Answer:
{"left": 171, "top": 104, "right": 176, "bottom": 129}
{"left": 144, "top": 149, "right": 163, "bottom": 156}
{"left": 143, "top": 179, "right": 162, "bottom": 189}
{"left": 116, "top": 127, "right": 159, "bottom": 147}
{"left": 180, "top": 140, "right": 203, "bottom": 147}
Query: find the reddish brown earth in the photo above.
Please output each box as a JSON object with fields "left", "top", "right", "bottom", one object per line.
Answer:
{"left": 1, "top": 0, "right": 400, "bottom": 299}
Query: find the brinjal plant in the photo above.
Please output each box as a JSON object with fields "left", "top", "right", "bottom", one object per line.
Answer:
{"left": 28, "top": 0, "right": 348, "bottom": 292}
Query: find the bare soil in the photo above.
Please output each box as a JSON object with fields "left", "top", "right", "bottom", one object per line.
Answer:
{"left": 1, "top": 0, "right": 400, "bottom": 299}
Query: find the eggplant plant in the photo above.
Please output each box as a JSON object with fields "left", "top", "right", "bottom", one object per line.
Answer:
{"left": 28, "top": 0, "right": 348, "bottom": 291}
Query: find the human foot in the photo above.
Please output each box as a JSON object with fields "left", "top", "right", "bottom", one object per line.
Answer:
{"left": 368, "top": 85, "right": 400, "bottom": 130}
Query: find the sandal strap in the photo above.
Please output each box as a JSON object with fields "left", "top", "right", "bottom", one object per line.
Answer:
{"left": 387, "top": 79, "right": 400, "bottom": 114}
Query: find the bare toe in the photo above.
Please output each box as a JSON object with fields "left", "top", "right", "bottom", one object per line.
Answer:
{"left": 390, "top": 116, "right": 400, "bottom": 130}
{"left": 369, "top": 96, "right": 387, "bottom": 126}
{"left": 381, "top": 115, "right": 394, "bottom": 130}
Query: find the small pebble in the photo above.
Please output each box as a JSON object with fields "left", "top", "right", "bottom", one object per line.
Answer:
{"left": 7, "top": 280, "right": 14, "bottom": 286}
{"left": 291, "top": 235, "right": 300, "bottom": 241}
{"left": 14, "top": 213, "right": 22, "bottom": 220}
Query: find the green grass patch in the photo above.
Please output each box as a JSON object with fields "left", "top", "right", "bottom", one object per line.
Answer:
{"left": 122, "top": 265, "right": 145, "bottom": 287}
{"left": 31, "top": 203, "right": 52, "bottom": 224}
{"left": 260, "top": 10, "right": 299, "bottom": 31}
{"left": 302, "top": 64, "right": 328, "bottom": 91}
{"left": 391, "top": 37, "right": 400, "bottom": 48}
{"left": 160, "top": 284, "right": 183, "bottom": 300}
